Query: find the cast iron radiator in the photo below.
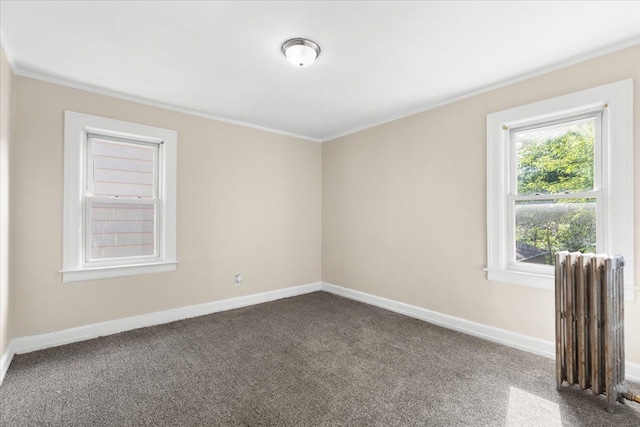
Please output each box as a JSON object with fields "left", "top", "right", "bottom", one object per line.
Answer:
{"left": 555, "top": 251, "right": 639, "bottom": 412}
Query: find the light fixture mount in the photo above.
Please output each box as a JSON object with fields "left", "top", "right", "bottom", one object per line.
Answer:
{"left": 282, "top": 38, "right": 321, "bottom": 68}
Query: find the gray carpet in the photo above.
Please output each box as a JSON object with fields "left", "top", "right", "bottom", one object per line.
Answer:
{"left": 1, "top": 291, "right": 639, "bottom": 426}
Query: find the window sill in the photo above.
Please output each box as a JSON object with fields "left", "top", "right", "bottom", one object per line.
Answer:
{"left": 61, "top": 261, "right": 178, "bottom": 283}
{"left": 485, "top": 268, "right": 553, "bottom": 290}
{"left": 484, "top": 267, "right": 636, "bottom": 302}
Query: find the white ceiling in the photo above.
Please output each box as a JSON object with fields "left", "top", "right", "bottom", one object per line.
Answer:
{"left": 1, "top": 1, "right": 639, "bottom": 142}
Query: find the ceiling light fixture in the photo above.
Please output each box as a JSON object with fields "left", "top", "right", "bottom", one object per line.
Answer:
{"left": 282, "top": 38, "right": 321, "bottom": 68}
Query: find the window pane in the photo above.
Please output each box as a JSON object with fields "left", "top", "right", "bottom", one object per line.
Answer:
{"left": 88, "top": 201, "right": 156, "bottom": 261}
{"left": 515, "top": 118, "right": 595, "bottom": 195}
{"left": 91, "top": 138, "right": 156, "bottom": 198}
{"left": 515, "top": 198, "right": 596, "bottom": 265}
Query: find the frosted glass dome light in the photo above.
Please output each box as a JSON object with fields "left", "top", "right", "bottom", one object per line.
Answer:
{"left": 282, "top": 38, "right": 321, "bottom": 67}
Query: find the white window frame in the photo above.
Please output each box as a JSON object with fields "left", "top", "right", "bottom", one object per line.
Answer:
{"left": 62, "top": 111, "right": 177, "bottom": 283}
{"left": 486, "top": 79, "right": 634, "bottom": 301}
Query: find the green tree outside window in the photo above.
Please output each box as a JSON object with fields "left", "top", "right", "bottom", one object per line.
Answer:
{"left": 514, "top": 120, "right": 596, "bottom": 265}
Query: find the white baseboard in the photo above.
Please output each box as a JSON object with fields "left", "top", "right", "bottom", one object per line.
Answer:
{"left": 0, "top": 341, "right": 15, "bottom": 386}
{"left": 320, "top": 282, "right": 640, "bottom": 383}
{"left": 629, "top": 363, "right": 640, "bottom": 384}
{"left": 3, "top": 280, "right": 639, "bottom": 387}
{"left": 10, "top": 282, "right": 321, "bottom": 357}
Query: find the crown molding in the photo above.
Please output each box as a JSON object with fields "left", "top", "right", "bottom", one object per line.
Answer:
{"left": 12, "top": 68, "right": 322, "bottom": 143}
{"left": 321, "top": 36, "right": 640, "bottom": 142}
{"left": 0, "top": 27, "right": 16, "bottom": 70}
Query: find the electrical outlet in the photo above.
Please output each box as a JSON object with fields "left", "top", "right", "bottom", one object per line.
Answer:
{"left": 234, "top": 274, "right": 242, "bottom": 286}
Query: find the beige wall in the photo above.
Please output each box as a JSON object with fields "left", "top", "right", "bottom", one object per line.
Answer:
{"left": 4, "top": 44, "right": 639, "bottom": 366}
{"left": 10, "top": 76, "right": 321, "bottom": 338}
{"left": 322, "top": 45, "right": 640, "bottom": 364}
{"left": 0, "top": 47, "right": 13, "bottom": 357}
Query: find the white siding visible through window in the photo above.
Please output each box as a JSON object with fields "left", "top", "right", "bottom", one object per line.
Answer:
{"left": 87, "top": 137, "right": 159, "bottom": 262}
{"left": 90, "top": 138, "right": 156, "bottom": 198}
{"left": 88, "top": 202, "right": 156, "bottom": 260}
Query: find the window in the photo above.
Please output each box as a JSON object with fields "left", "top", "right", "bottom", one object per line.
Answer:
{"left": 62, "top": 111, "right": 177, "bottom": 282}
{"left": 486, "top": 80, "right": 634, "bottom": 301}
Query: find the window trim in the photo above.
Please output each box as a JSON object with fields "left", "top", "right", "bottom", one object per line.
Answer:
{"left": 486, "top": 79, "right": 634, "bottom": 301}
{"left": 62, "top": 111, "right": 178, "bottom": 283}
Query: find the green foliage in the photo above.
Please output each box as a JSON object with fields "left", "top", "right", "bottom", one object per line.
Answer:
{"left": 517, "top": 122, "right": 594, "bottom": 195}
{"left": 514, "top": 121, "right": 596, "bottom": 265}
{"left": 515, "top": 201, "right": 596, "bottom": 265}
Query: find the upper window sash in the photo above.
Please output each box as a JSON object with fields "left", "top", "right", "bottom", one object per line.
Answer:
{"left": 86, "top": 135, "right": 160, "bottom": 199}
{"left": 508, "top": 111, "right": 603, "bottom": 198}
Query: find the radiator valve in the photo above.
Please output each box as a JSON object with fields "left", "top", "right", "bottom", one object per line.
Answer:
{"left": 624, "top": 391, "right": 640, "bottom": 404}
